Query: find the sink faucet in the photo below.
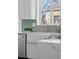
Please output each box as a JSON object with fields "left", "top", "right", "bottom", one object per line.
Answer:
{"left": 44, "top": 35, "right": 53, "bottom": 40}
{"left": 41, "top": 14, "right": 48, "bottom": 33}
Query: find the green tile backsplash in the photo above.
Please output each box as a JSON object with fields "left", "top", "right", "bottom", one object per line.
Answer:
{"left": 22, "top": 19, "right": 58, "bottom": 32}
{"left": 22, "top": 19, "right": 36, "bottom": 32}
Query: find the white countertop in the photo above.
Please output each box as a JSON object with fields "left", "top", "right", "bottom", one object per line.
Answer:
{"left": 27, "top": 39, "right": 61, "bottom": 44}
{"left": 19, "top": 32, "right": 61, "bottom": 44}
{"left": 18, "top": 32, "right": 61, "bottom": 35}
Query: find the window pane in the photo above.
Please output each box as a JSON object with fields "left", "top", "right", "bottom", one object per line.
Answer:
{"left": 40, "top": 0, "right": 60, "bottom": 25}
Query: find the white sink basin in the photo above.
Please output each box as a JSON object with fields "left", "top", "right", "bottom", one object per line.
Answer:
{"left": 38, "top": 39, "right": 61, "bottom": 44}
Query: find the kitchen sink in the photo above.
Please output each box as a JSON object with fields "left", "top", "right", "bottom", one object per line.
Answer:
{"left": 38, "top": 39, "right": 61, "bottom": 44}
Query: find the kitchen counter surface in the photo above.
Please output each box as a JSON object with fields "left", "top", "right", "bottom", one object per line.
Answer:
{"left": 39, "top": 39, "right": 61, "bottom": 44}
{"left": 18, "top": 32, "right": 61, "bottom": 35}
{"left": 27, "top": 39, "right": 61, "bottom": 44}
{"left": 19, "top": 32, "right": 61, "bottom": 44}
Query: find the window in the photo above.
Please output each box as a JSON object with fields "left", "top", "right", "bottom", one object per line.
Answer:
{"left": 36, "top": 0, "right": 60, "bottom": 25}
{"left": 54, "top": 16, "right": 60, "bottom": 24}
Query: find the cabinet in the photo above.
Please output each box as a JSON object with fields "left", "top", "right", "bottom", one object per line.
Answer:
{"left": 36, "top": 43, "right": 61, "bottom": 59}
{"left": 18, "top": 0, "right": 31, "bottom": 19}
{"left": 27, "top": 42, "right": 37, "bottom": 58}
{"left": 27, "top": 33, "right": 61, "bottom": 59}
{"left": 18, "top": 0, "right": 36, "bottom": 20}
{"left": 27, "top": 33, "right": 44, "bottom": 58}
{"left": 18, "top": 33, "right": 61, "bottom": 59}
{"left": 18, "top": 34, "right": 26, "bottom": 57}
{"left": 18, "top": 0, "right": 24, "bottom": 20}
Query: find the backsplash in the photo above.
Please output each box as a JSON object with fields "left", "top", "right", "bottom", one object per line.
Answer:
{"left": 32, "top": 26, "right": 58, "bottom": 32}
{"left": 22, "top": 19, "right": 58, "bottom": 32}
{"left": 22, "top": 19, "right": 36, "bottom": 32}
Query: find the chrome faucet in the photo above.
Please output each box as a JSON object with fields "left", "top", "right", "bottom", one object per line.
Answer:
{"left": 41, "top": 14, "right": 48, "bottom": 33}
{"left": 44, "top": 35, "right": 53, "bottom": 39}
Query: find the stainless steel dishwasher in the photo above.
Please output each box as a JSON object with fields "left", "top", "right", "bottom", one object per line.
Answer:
{"left": 18, "top": 33, "right": 27, "bottom": 59}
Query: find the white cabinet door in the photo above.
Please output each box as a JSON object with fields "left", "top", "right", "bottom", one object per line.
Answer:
{"left": 36, "top": 43, "right": 61, "bottom": 59}
{"left": 18, "top": 0, "right": 25, "bottom": 19}
{"left": 18, "top": 35, "right": 25, "bottom": 57}
{"left": 27, "top": 33, "right": 61, "bottom": 59}
{"left": 27, "top": 34, "right": 40, "bottom": 58}
{"left": 18, "top": 0, "right": 31, "bottom": 19}
{"left": 24, "top": 0, "right": 31, "bottom": 19}
{"left": 27, "top": 42, "right": 37, "bottom": 58}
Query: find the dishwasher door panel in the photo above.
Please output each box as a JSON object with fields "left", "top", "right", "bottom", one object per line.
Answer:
{"left": 18, "top": 35, "right": 26, "bottom": 57}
